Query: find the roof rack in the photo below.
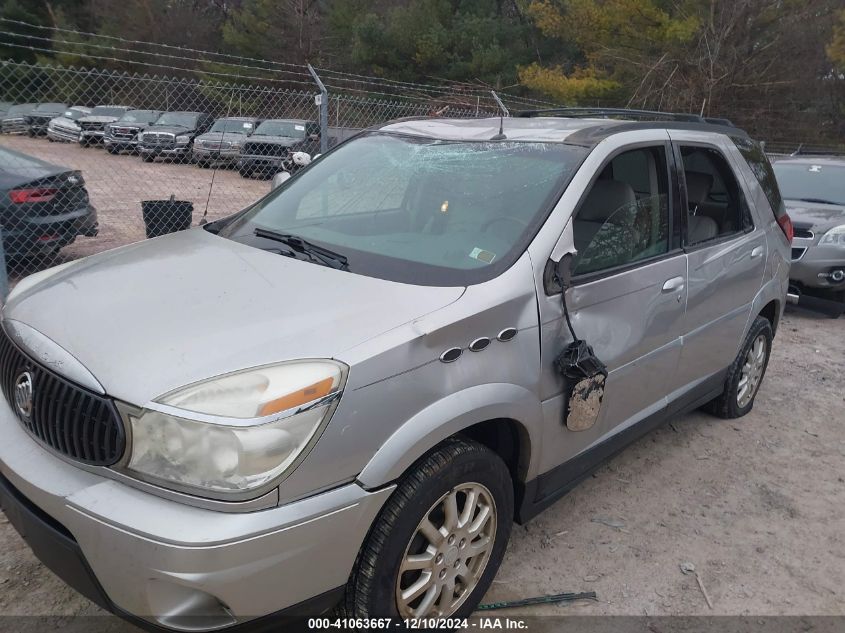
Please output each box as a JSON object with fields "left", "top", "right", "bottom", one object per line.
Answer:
{"left": 516, "top": 107, "right": 736, "bottom": 126}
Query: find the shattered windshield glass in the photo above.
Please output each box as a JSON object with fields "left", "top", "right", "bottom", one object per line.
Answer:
{"left": 221, "top": 132, "right": 586, "bottom": 285}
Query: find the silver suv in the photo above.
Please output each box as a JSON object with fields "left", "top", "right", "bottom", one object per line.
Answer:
{"left": 772, "top": 155, "right": 845, "bottom": 314}
{"left": 0, "top": 110, "right": 791, "bottom": 630}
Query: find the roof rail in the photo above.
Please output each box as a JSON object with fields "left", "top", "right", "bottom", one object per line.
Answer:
{"left": 516, "top": 107, "right": 716, "bottom": 125}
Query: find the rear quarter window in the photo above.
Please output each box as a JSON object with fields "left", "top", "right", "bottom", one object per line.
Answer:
{"left": 732, "top": 137, "right": 786, "bottom": 219}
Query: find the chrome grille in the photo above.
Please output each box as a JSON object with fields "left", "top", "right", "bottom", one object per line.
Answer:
{"left": 0, "top": 328, "right": 125, "bottom": 466}
{"left": 142, "top": 132, "right": 175, "bottom": 148}
{"left": 243, "top": 142, "right": 288, "bottom": 157}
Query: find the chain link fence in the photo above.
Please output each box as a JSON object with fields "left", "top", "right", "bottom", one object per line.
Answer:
{"left": 0, "top": 59, "right": 512, "bottom": 290}
{"left": 2, "top": 58, "right": 841, "bottom": 292}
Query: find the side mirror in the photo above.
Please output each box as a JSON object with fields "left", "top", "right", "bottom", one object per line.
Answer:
{"left": 271, "top": 171, "right": 291, "bottom": 190}
{"left": 555, "top": 252, "right": 574, "bottom": 291}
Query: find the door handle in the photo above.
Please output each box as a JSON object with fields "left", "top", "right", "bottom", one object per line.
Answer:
{"left": 751, "top": 246, "right": 764, "bottom": 259}
{"left": 662, "top": 276, "right": 685, "bottom": 293}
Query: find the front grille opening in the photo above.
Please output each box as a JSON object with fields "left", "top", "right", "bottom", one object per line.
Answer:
{"left": 0, "top": 328, "right": 125, "bottom": 466}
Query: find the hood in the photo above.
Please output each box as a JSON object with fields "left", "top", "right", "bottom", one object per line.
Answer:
{"left": 197, "top": 131, "right": 249, "bottom": 142}
{"left": 79, "top": 115, "right": 122, "bottom": 124}
{"left": 144, "top": 125, "right": 195, "bottom": 135}
{"left": 785, "top": 200, "right": 845, "bottom": 232}
{"left": 50, "top": 117, "right": 81, "bottom": 129}
{"left": 109, "top": 121, "right": 153, "bottom": 131}
{"left": 244, "top": 136, "right": 303, "bottom": 146}
{"left": 4, "top": 229, "right": 464, "bottom": 405}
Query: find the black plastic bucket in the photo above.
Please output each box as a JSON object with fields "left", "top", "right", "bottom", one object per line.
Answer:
{"left": 141, "top": 199, "right": 193, "bottom": 238}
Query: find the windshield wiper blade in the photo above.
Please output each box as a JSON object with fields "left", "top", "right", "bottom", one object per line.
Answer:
{"left": 254, "top": 228, "right": 349, "bottom": 270}
{"left": 792, "top": 197, "right": 841, "bottom": 206}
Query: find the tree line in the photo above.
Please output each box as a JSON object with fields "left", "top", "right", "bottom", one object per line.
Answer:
{"left": 2, "top": 0, "right": 844, "bottom": 143}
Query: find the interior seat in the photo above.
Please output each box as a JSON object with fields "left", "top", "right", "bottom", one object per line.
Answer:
{"left": 685, "top": 170, "right": 720, "bottom": 244}
{"left": 573, "top": 180, "right": 637, "bottom": 253}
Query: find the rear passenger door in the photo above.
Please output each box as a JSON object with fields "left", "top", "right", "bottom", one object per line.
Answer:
{"left": 669, "top": 133, "right": 767, "bottom": 389}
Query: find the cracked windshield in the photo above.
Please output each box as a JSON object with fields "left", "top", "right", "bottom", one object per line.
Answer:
{"left": 223, "top": 133, "right": 585, "bottom": 284}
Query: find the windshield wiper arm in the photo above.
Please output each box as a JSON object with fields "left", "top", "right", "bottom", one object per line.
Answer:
{"left": 254, "top": 228, "right": 349, "bottom": 270}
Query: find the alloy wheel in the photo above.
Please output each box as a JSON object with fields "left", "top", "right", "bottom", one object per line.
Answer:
{"left": 737, "top": 333, "right": 767, "bottom": 408}
{"left": 395, "top": 482, "right": 497, "bottom": 617}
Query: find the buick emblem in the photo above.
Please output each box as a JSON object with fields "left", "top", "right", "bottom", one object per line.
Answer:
{"left": 14, "top": 371, "right": 34, "bottom": 419}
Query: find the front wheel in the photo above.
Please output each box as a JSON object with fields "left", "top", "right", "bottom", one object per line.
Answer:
{"left": 704, "top": 316, "right": 773, "bottom": 419}
{"left": 343, "top": 437, "right": 513, "bottom": 618}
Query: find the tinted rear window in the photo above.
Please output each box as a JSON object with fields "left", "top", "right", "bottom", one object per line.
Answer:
{"left": 732, "top": 137, "right": 786, "bottom": 218}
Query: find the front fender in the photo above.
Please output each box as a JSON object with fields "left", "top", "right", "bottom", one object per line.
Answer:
{"left": 356, "top": 382, "right": 542, "bottom": 490}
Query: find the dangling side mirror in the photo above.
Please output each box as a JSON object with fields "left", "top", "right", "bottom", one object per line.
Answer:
{"left": 271, "top": 171, "right": 291, "bottom": 190}
{"left": 555, "top": 252, "right": 574, "bottom": 292}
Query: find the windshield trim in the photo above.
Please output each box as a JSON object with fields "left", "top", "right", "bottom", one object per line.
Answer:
{"left": 218, "top": 131, "right": 588, "bottom": 286}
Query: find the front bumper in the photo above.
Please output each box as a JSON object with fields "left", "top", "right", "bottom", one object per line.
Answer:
{"left": 104, "top": 137, "right": 139, "bottom": 149}
{"left": 139, "top": 145, "right": 191, "bottom": 158}
{"left": 0, "top": 395, "right": 392, "bottom": 630}
{"left": 194, "top": 147, "right": 240, "bottom": 161}
{"left": 789, "top": 243, "right": 845, "bottom": 290}
{"left": 79, "top": 130, "right": 105, "bottom": 142}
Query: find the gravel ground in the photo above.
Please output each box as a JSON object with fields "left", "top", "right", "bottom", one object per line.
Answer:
{"left": 0, "top": 134, "right": 843, "bottom": 627}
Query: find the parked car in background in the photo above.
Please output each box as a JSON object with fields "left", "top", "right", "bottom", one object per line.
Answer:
{"left": 0, "top": 146, "right": 98, "bottom": 259}
{"left": 237, "top": 118, "right": 321, "bottom": 178}
{"left": 1, "top": 103, "right": 36, "bottom": 134}
{"left": 193, "top": 116, "right": 262, "bottom": 168}
{"left": 103, "top": 109, "right": 163, "bottom": 154}
{"left": 137, "top": 111, "right": 214, "bottom": 163}
{"left": 25, "top": 103, "right": 67, "bottom": 136}
{"left": 78, "top": 105, "right": 133, "bottom": 146}
{"left": 0, "top": 112, "right": 789, "bottom": 627}
{"left": 0, "top": 102, "right": 13, "bottom": 117}
{"left": 46, "top": 107, "right": 92, "bottom": 143}
{"left": 773, "top": 154, "right": 845, "bottom": 314}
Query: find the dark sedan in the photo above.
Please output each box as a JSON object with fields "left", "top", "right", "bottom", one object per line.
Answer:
{"left": 0, "top": 147, "right": 98, "bottom": 260}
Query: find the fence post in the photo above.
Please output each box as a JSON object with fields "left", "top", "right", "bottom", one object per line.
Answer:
{"left": 308, "top": 64, "right": 329, "bottom": 154}
{"left": 0, "top": 228, "right": 8, "bottom": 301}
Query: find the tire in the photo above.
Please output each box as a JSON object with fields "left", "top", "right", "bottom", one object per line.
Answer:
{"left": 141, "top": 153, "right": 154, "bottom": 163}
{"left": 342, "top": 437, "right": 513, "bottom": 618}
{"left": 238, "top": 168, "right": 252, "bottom": 178}
{"left": 197, "top": 160, "right": 209, "bottom": 169}
{"left": 107, "top": 146, "right": 118, "bottom": 155}
{"left": 704, "top": 316, "right": 773, "bottom": 419}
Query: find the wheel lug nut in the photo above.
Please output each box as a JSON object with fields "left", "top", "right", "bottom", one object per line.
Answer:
{"left": 448, "top": 535, "right": 455, "bottom": 545}
{"left": 459, "top": 538, "right": 466, "bottom": 548}
{"left": 435, "top": 554, "right": 443, "bottom": 564}
{"left": 439, "top": 569, "right": 447, "bottom": 580}
{"left": 453, "top": 560, "right": 460, "bottom": 569}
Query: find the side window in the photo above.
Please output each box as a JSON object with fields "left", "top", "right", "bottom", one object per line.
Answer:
{"left": 573, "top": 146, "right": 670, "bottom": 276}
{"left": 732, "top": 136, "right": 787, "bottom": 220}
{"left": 680, "top": 145, "right": 752, "bottom": 245}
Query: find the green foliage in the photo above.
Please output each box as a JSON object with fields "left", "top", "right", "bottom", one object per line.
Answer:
{"left": 327, "top": 0, "right": 539, "bottom": 87}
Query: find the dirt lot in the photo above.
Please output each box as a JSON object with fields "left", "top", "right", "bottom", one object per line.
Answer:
{"left": 0, "top": 134, "right": 843, "bottom": 627}
{"left": 0, "top": 304, "right": 842, "bottom": 626}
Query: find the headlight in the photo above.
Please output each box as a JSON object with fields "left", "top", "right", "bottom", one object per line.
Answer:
{"left": 175, "top": 134, "right": 191, "bottom": 144}
{"left": 125, "top": 360, "right": 346, "bottom": 495}
{"left": 819, "top": 225, "right": 845, "bottom": 246}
